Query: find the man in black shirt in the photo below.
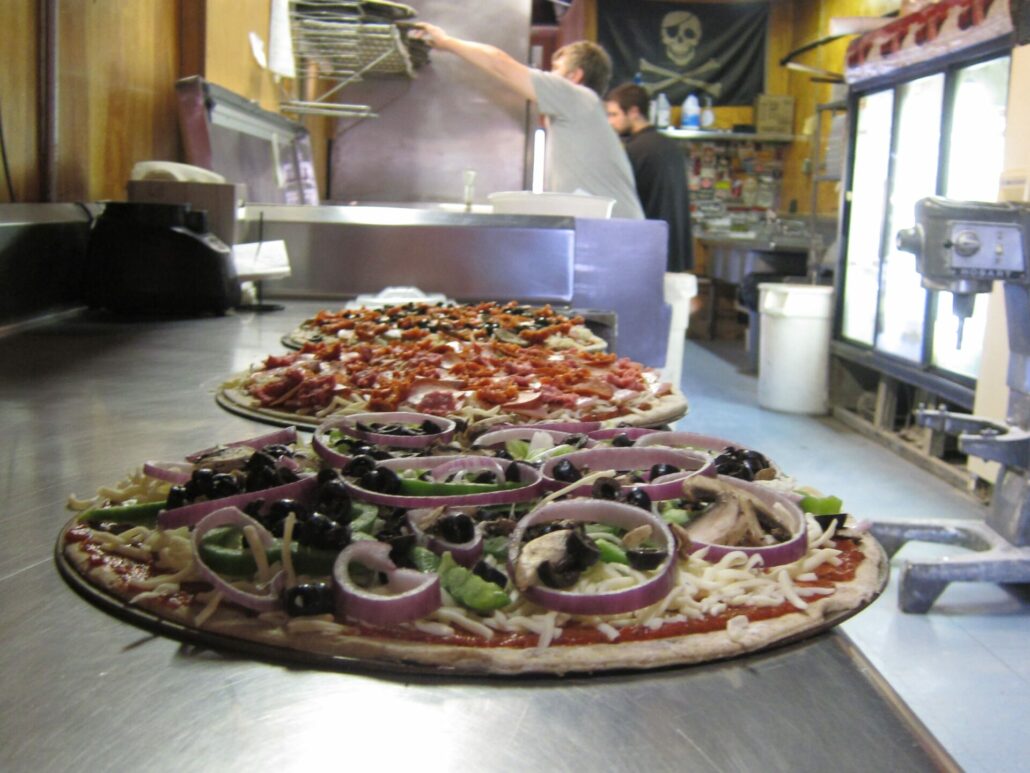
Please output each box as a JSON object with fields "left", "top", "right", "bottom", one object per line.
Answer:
{"left": 605, "top": 84, "right": 693, "bottom": 271}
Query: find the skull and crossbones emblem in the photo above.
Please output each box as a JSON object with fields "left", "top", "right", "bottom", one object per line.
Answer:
{"left": 640, "top": 10, "right": 723, "bottom": 99}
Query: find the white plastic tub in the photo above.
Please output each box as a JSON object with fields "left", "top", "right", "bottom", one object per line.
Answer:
{"left": 661, "top": 272, "right": 698, "bottom": 387}
{"left": 758, "top": 283, "right": 834, "bottom": 414}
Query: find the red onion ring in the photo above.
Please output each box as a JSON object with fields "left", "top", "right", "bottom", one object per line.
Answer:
{"left": 345, "top": 455, "right": 543, "bottom": 508}
{"left": 186, "top": 427, "right": 298, "bottom": 463}
{"left": 333, "top": 411, "right": 456, "bottom": 449}
{"left": 157, "top": 475, "right": 319, "bottom": 529}
{"left": 190, "top": 506, "right": 285, "bottom": 613}
{"left": 586, "top": 427, "right": 661, "bottom": 443}
{"left": 332, "top": 541, "right": 442, "bottom": 626}
{"left": 507, "top": 498, "right": 676, "bottom": 615}
{"left": 429, "top": 456, "right": 507, "bottom": 482}
{"left": 312, "top": 417, "right": 352, "bottom": 468}
{"left": 473, "top": 427, "right": 590, "bottom": 450}
{"left": 540, "top": 446, "right": 712, "bottom": 500}
{"left": 490, "top": 420, "right": 602, "bottom": 434}
{"left": 142, "top": 460, "right": 193, "bottom": 485}
{"left": 632, "top": 431, "right": 743, "bottom": 453}
{"left": 680, "top": 476, "right": 808, "bottom": 567}
{"left": 406, "top": 507, "right": 485, "bottom": 567}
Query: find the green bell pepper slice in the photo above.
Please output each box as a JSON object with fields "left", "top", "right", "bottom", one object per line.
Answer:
{"left": 437, "top": 552, "right": 510, "bottom": 612}
{"left": 77, "top": 500, "right": 165, "bottom": 527}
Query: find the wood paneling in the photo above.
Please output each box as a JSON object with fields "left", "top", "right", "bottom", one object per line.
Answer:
{"left": 0, "top": 0, "right": 41, "bottom": 202}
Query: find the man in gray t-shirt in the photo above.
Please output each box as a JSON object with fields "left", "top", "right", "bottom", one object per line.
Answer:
{"left": 413, "top": 24, "right": 644, "bottom": 220}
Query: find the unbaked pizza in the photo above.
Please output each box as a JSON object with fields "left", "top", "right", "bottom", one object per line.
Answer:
{"left": 219, "top": 318, "right": 686, "bottom": 431}
{"left": 282, "top": 301, "right": 609, "bottom": 352}
{"left": 58, "top": 420, "right": 887, "bottom": 675}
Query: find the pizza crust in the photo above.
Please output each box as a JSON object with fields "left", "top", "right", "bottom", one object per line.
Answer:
{"left": 215, "top": 381, "right": 689, "bottom": 431}
{"left": 62, "top": 522, "right": 886, "bottom": 676}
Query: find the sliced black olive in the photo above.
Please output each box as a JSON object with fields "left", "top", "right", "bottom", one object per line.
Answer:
{"left": 472, "top": 560, "right": 508, "bottom": 588}
{"left": 537, "top": 557, "right": 580, "bottom": 589}
{"left": 317, "top": 477, "right": 352, "bottom": 520}
{"left": 437, "top": 513, "right": 476, "bottom": 543}
{"left": 264, "top": 499, "right": 308, "bottom": 537}
{"left": 283, "top": 582, "right": 335, "bottom": 617}
{"left": 565, "top": 433, "right": 589, "bottom": 448}
{"left": 623, "top": 487, "right": 652, "bottom": 511}
{"left": 166, "top": 485, "right": 189, "bottom": 509}
{"left": 245, "top": 465, "right": 279, "bottom": 492}
{"left": 471, "top": 470, "right": 498, "bottom": 484}
{"left": 386, "top": 533, "right": 417, "bottom": 567}
{"left": 297, "top": 512, "right": 350, "bottom": 550}
{"left": 279, "top": 467, "right": 302, "bottom": 485}
{"left": 626, "top": 547, "right": 668, "bottom": 571}
{"left": 210, "top": 473, "right": 240, "bottom": 499}
{"left": 360, "top": 467, "right": 401, "bottom": 494}
{"left": 261, "top": 444, "right": 293, "bottom": 459}
{"left": 190, "top": 468, "right": 216, "bottom": 497}
{"left": 611, "top": 433, "right": 635, "bottom": 447}
{"left": 551, "top": 458, "right": 582, "bottom": 483}
{"left": 494, "top": 448, "right": 513, "bottom": 461}
{"left": 343, "top": 454, "right": 378, "bottom": 477}
{"left": 565, "top": 529, "right": 601, "bottom": 571}
{"left": 245, "top": 450, "right": 276, "bottom": 472}
{"left": 504, "top": 461, "right": 521, "bottom": 482}
{"left": 419, "top": 419, "right": 442, "bottom": 435}
{"left": 591, "top": 476, "right": 621, "bottom": 500}
{"left": 241, "top": 499, "right": 265, "bottom": 520}
{"left": 317, "top": 467, "right": 341, "bottom": 485}
{"left": 649, "top": 463, "right": 681, "bottom": 479}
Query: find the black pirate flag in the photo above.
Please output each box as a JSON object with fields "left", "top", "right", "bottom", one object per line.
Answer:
{"left": 597, "top": 0, "right": 768, "bottom": 106}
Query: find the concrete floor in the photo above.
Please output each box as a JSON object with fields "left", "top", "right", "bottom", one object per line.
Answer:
{"left": 677, "top": 337, "right": 1030, "bottom": 773}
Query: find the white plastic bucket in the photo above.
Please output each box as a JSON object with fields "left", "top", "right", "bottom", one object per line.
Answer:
{"left": 661, "top": 272, "right": 698, "bottom": 387}
{"left": 757, "top": 283, "right": 834, "bottom": 414}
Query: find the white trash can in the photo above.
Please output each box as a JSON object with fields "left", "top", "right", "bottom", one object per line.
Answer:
{"left": 757, "top": 283, "right": 834, "bottom": 414}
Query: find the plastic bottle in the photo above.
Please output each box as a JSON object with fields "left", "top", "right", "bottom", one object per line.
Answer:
{"left": 681, "top": 93, "right": 701, "bottom": 129}
{"left": 655, "top": 93, "right": 671, "bottom": 129}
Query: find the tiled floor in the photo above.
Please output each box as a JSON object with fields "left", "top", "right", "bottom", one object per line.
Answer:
{"left": 677, "top": 337, "right": 1030, "bottom": 773}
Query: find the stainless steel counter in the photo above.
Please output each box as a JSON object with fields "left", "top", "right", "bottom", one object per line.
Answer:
{"left": 0, "top": 304, "right": 955, "bottom": 772}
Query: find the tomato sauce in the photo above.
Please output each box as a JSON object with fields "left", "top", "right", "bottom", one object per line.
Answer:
{"left": 354, "top": 539, "right": 865, "bottom": 649}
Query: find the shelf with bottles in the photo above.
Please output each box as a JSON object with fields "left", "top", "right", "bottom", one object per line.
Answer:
{"left": 685, "top": 139, "right": 785, "bottom": 213}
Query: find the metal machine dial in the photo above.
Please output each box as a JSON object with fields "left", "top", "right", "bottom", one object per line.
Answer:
{"left": 951, "top": 229, "right": 981, "bottom": 257}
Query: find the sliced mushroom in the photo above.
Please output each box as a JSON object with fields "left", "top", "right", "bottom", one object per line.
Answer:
{"left": 622, "top": 524, "right": 653, "bottom": 549}
{"left": 513, "top": 529, "right": 573, "bottom": 591}
{"left": 191, "top": 446, "right": 256, "bottom": 473}
{"left": 680, "top": 478, "right": 760, "bottom": 546}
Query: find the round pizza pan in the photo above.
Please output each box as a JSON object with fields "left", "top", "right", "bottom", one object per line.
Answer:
{"left": 55, "top": 520, "right": 889, "bottom": 679}
{"left": 214, "top": 387, "right": 689, "bottom": 433}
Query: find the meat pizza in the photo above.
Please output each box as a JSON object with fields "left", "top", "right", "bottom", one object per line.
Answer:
{"left": 58, "top": 422, "right": 887, "bottom": 676}
{"left": 219, "top": 332, "right": 687, "bottom": 431}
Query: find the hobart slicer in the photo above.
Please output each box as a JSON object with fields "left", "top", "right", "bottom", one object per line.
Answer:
{"left": 874, "top": 196, "right": 1030, "bottom": 612}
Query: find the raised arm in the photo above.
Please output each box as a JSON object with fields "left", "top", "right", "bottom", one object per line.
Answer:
{"left": 412, "top": 22, "right": 536, "bottom": 102}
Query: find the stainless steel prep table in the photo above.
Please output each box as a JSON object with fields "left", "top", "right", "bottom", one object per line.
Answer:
{"left": 0, "top": 303, "right": 955, "bottom": 772}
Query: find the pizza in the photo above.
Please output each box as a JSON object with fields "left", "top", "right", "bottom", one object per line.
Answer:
{"left": 219, "top": 319, "right": 687, "bottom": 431}
{"left": 283, "top": 301, "right": 609, "bottom": 352}
{"left": 58, "top": 421, "right": 887, "bottom": 676}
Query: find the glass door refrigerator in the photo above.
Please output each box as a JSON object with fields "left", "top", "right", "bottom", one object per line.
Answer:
{"left": 836, "top": 22, "right": 1013, "bottom": 416}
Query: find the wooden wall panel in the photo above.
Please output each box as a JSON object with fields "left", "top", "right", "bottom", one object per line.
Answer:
{"left": 53, "top": 0, "right": 181, "bottom": 201}
{"left": 0, "top": 0, "right": 41, "bottom": 202}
